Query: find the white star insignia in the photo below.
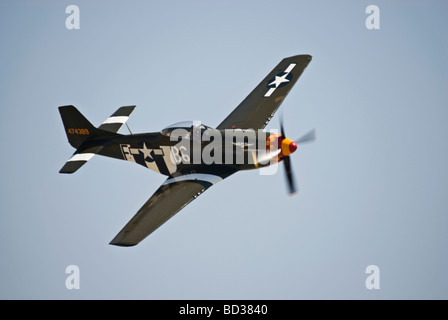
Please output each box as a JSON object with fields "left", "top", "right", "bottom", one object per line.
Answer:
{"left": 139, "top": 142, "right": 153, "bottom": 160}
{"left": 268, "top": 73, "right": 290, "bottom": 88}
{"left": 264, "top": 63, "right": 296, "bottom": 98}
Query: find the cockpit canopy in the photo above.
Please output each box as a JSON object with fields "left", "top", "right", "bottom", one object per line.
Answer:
{"left": 160, "top": 121, "right": 215, "bottom": 140}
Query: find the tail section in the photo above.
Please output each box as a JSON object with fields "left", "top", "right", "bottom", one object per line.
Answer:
{"left": 59, "top": 147, "right": 103, "bottom": 174}
{"left": 98, "top": 105, "right": 135, "bottom": 133}
{"left": 59, "top": 105, "right": 100, "bottom": 149}
{"left": 59, "top": 105, "right": 131, "bottom": 174}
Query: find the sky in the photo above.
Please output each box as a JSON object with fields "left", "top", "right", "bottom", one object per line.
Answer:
{"left": 0, "top": 0, "right": 447, "bottom": 299}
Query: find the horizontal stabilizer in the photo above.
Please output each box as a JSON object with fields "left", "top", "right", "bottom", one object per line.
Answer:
{"left": 98, "top": 106, "right": 135, "bottom": 133}
{"left": 59, "top": 146, "right": 103, "bottom": 174}
{"left": 59, "top": 154, "right": 93, "bottom": 174}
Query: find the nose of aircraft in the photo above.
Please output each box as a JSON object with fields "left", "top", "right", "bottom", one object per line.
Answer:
{"left": 289, "top": 141, "right": 297, "bottom": 153}
{"left": 281, "top": 138, "right": 297, "bottom": 156}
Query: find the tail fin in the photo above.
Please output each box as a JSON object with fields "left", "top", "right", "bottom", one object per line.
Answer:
{"left": 59, "top": 105, "right": 102, "bottom": 148}
{"left": 59, "top": 105, "right": 119, "bottom": 174}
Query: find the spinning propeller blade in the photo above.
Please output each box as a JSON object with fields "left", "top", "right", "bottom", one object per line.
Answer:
{"left": 283, "top": 155, "right": 297, "bottom": 196}
{"left": 279, "top": 116, "right": 316, "bottom": 196}
{"left": 295, "top": 129, "right": 316, "bottom": 145}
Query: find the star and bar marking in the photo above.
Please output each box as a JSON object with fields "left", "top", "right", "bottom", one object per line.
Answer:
{"left": 264, "top": 63, "right": 296, "bottom": 97}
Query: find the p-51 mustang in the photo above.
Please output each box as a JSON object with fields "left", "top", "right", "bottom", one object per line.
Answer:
{"left": 59, "top": 54, "right": 314, "bottom": 246}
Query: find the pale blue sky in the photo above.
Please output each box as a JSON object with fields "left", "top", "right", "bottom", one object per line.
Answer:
{"left": 0, "top": 0, "right": 447, "bottom": 299}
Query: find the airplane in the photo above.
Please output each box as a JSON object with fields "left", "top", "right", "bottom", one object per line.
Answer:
{"left": 58, "top": 54, "right": 314, "bottom": 246}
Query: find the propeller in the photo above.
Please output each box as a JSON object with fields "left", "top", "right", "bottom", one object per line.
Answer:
{"left": 279, "top": 117, "right": 297, "bottom": 196}
{"left": 279, "top": 116, "right": 316, "bottom": 196}
{"left": 283, "top": 155, "right": 297, "bottom": 196}
{"left": 295, "top": 129, "right": 316, "bottom": 145}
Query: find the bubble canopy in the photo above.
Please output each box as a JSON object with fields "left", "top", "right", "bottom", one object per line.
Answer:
{"left": 160, "top": 121, "right": 215, "bottom": 138}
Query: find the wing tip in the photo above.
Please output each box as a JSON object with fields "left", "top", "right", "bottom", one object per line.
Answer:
{"left": 287, "top": 53, "right": 312, "bottom": 57}
{"left": 109, "top": 240, "right": 137, "bottom": 247}
{"left": 109, "top": 233, "right": 139, "bottom": 247}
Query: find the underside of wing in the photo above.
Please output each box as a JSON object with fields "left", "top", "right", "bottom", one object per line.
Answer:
{"left": 216, "top": 54, "right": 312, "bottom": 130}
{"left": 109, "top": 170, "right": 235, "bottom": 246}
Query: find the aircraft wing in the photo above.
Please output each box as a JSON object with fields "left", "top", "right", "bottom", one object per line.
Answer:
{"left": 109, "top": 171, "right": 236, "bottom": 246}
{"left": 216, "top": 54, "right": 312, "bottom": 130}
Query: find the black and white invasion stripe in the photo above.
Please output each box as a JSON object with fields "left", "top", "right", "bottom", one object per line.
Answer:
{"left": 98, "top": 105, "right": 136, "bottom": 133}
